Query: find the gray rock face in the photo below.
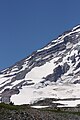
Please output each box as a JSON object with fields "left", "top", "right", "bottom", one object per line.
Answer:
{"left": 1, "top": 88, "right": 19, "bottom": 104}
{"left": 45, "top": 63, "right": 70, "bottom": 82}
{"left": 62, "top": 62, "right": 70, "bottom": 74}
{"left": 75, "top": 62, "right": 80, "bottom": 70}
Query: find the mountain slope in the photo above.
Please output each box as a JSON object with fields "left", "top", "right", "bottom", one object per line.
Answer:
{"left": 0, "top": 25, "right": 80, "bottom": 106}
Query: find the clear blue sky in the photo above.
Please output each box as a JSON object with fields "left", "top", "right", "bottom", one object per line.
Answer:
{"left": 0, "top": 0, "right": 80, "bottom": 70}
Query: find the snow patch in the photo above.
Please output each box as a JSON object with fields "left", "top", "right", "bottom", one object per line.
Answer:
{"left": 53, "top": 99, "right": 80, "bottom": 107}
{"left": 31, "top": 106, "right": 49, "bottom": 108}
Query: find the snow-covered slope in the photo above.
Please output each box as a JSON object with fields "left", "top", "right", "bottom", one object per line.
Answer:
{"left": 0, "top": 25, "right": 80, "bottom": 106}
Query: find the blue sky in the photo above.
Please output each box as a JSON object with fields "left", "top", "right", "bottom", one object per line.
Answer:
{"left": 0, "top": 0, "right": 80, "bottom": 70}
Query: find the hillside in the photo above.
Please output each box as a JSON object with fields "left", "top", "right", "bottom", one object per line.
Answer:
{"left": 0, "top": 103, "right": 80, "bottom": 120}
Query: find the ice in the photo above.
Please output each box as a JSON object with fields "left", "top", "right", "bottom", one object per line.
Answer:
{"left": 72, "top": 25, "right": 80, "bottom": 31}
{"left": 12, "top": 79, "right": 24, "bottom": 86}
{"left": 11, "top": 66, "right": 18, "bottom": 72}
{"left": 37, "top": 26, "right": 80, "bottom": 52}
{"left": 25, "top": 58, "right": 58, "bottom": 83}
{"left": 37, "top": 40, "right": 64, "bottom": 52}
{"left": 31, "top": 106, "right": 49, "bottom": 108}
{"left": 11, "top": 83, "right": 80, "bottom": 106}
{"left": 53, "top": 99, "right": 80, "bottom": 107}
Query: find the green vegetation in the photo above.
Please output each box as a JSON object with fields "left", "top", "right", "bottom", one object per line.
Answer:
{"left": 0, "top": 103, "right": 80, "bottom": 120}
{"left": 0, "top": 103, "right": 30, "bottom": 110}
{"left": 41, "top": 107, "right": 80, "bottom": 116}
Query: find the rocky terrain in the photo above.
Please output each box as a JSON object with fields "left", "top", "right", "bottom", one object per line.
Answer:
{"left": 1, "top": 102, "right": 80, "bottom": 120}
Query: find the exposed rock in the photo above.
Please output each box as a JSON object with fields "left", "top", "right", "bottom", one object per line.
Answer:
{"left": 62, "top": 62, "right": 70, "bottom": 74}
{"left": 1, "top": 88, "right": 19, "bottom": 104}
{"left": 45, "top": 63, "right": 70, "bottom": 82}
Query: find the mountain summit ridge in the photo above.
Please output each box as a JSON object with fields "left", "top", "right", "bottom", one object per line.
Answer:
{"left": 0, "top": 25, "right": 80, "bottom": 106}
